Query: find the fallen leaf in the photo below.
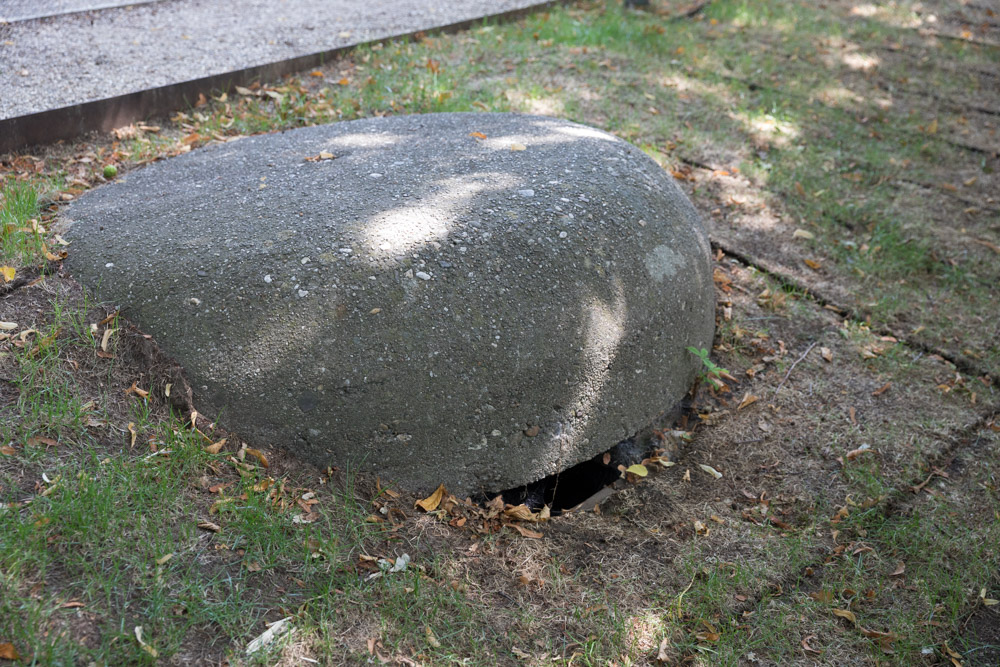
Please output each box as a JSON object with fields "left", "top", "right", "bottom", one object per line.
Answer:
{"left": 845, "top": 444, "right": 872, "bottom": 461}
{"left": 859, "top": 627, "right": 897, "bottom": 640}
{"left": 204, "top": 438, "right": 226, "bottom": 454}
{"left": 926, "top": 118, "right": 938, "bottom": 134}
{"left": 737, "top": 393, "right": 758, "bottom": 410}
{"left": 100, "top": 327, "right": 116, "bottom": 351}
{"left": 127, "top": 422, "right": 137, "bottom": 448}
{"left": 245, "top": 448, "right": 269, "bottom": 468}
{"left": 656, "top": 637, "right": 672, "bottom": 663}
{"left": 415, "top": 484, "right": 446, "bottom": 512}
{"left": 821, "top": 346, "right": 833, "bottom": 362}
{"left": 425, "top": 625, "right": 442, "bottom": 649}
{"left": 890, "top": 562, "right": 905, "bottom": 577}
{"left": 810, "top": 590, "right": 835, "bottom": 603}
{"left": 833, "top": 608, "right": 857, "bottom": 624}
{"left": 26, "top": 436, "right": 59, "bottom": 448}
{"left": 469, "top": 131, "right": 487, "bottom": 139}
{"left": 309, "top": 70, "right": 324, "bottom": 77}
{"left": 134, "top": 626, "right": 159, "bottom": 658}
{"left": 626, "top": 463, "right": 648, "bottom": 477}
{"left": 509, "top": 142, "right": 527, "bottom": 151}
{"left": 804, "top": 258, "right": 822, "bottom": 270}
{"left": 245, "top": 617, "right": 293, "bottom": 656}
{"left": 793, "top": 229, "right": 814, "bottom": 240}
{"left": 0, "top": 445, "right": 15, "bottom": 455}
{"left": 696, "top": 621, "right": 720, "bottom": 641}
{"left": 504, "top": 504, "right": 538, "bottom": 521}
{"left": 0, "top": 322, "right": 16, "bottom": 331}
{"left": 507, "top": 523, "right": 543, "bottom": 539}
{"left": 0, "top": 267, "right": 14, "bottom": 282}
{"left": 872, "top": 382, "right": 892, "bottom": 397}
{"left": 197, "top": 521, "right": 222, "bottom": 533}
{"left": 683, "top": 469, "right": 691, "bottom": 482}
{"left": 0, "top": 643, "right": 20, "bottom": 660}
{"left": 801, "top": 635, "right": 821, "bottom": 655}
{"left": 126, "top": 382, "right": 150, "bottom": 399}
{"left": 770, "top": 516, "right": 793, "bottom": 530}
{"left": 699, "top": 464, "right": 723, "bottom": 479}
{"left": 973, "top": 239, "right": 1000, "bottom": 254}
{"left": 693, "top": 520, "right": 709, "bottom": 535}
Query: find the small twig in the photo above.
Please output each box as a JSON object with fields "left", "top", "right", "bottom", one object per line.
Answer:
{"left": 911, "top": 457, "right": 955, "bottom": 494}
{"left": 772, "top": 342, "right": 818, "bottom": 397}
{"left": 673, "top": 0, "right": 712, "bottom": 20}
{"left": 0, "top": 261, "right": 60, "bottom": 297}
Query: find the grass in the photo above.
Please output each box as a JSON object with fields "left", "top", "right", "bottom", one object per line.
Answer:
{"left": 2, "top": 0, "right": 999, "bottom": 663}
{"left": 0, "top": 181, "right": 45, "bottom": 267}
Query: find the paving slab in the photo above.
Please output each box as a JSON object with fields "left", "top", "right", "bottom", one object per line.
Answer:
{"left": 0, "top": 0, "right": 552, "bottom": 150}
{"left": 0, "top": 0, "right": 160, "bottom": 23}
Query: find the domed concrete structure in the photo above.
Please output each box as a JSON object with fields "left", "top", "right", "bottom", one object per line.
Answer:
{"left": 62, "top": 113, "right": 714, "bottom": 495}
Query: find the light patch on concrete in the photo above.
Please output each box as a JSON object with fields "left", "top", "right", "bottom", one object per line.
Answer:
{"left": 363, "top": 174, "right": 511, "bottom": 257}
{"left": 645, "top": 244, "right": 687, "bottom": 282}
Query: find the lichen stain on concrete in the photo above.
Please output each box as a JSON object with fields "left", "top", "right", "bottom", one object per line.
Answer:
{"left": 645, "top": 244, "right": 687, "bottom": 282}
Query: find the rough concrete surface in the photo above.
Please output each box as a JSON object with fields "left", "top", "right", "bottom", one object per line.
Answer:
{"left": 62, "top": 113, "right": 715, "bottom": 495}
{"left": 0, "top": 0, "right": 159, "bottom": 23}
{"left": 0, "top": 0, "right": 547, "bottom": 119}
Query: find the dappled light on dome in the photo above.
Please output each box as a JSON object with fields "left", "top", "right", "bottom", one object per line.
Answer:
{"left": 544, "top": 281, "right": 628, "bottom": 463}
{"left": 324, "top": 132, "right": 404, "bottom": 150}
{"left": 361, "top": 175, "right": 510, "bottom": 259}
{"left": 551, "top": 124, "right": 619, "bottom": 143}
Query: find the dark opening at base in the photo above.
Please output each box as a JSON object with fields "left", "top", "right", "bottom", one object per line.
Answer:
{"left": 484, "top": 400, "right": 696, "bottom": 515}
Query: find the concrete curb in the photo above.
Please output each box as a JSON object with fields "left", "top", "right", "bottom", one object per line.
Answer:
{"left": 0, "top": 1, "right": 560, "bottom": 154}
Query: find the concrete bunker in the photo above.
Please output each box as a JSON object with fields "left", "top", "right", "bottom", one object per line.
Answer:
{"left": 62, "top": 112, "right": 714, "bottom": 497}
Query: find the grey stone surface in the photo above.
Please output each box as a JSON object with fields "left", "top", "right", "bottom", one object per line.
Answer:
{"left": 61, "top": 112, "right": 714, "bottom": 495}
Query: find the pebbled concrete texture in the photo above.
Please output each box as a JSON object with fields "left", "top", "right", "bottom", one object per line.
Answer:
{"left": 61, "top": 112, "right": 715, "bottom": 495}
{"left": 0, "top": 0, "right": 160, "bottom": 23}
